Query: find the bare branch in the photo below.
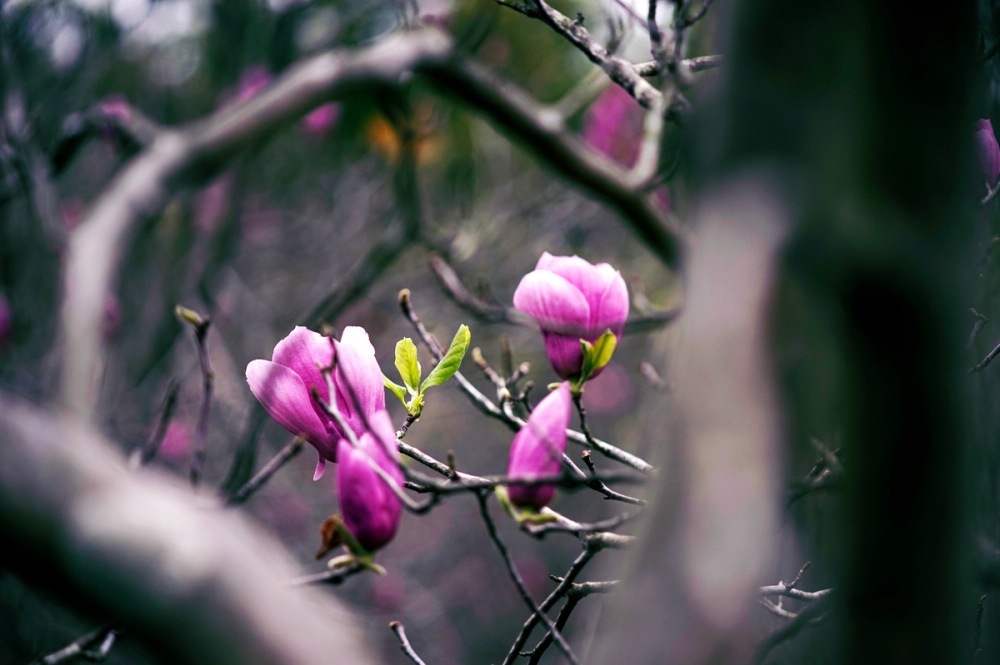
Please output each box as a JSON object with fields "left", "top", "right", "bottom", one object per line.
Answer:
{"left": 0, "top": 394, "right": 374, "bottom": 664}
{"left": 226, "top": 438, "right": 305, "bottom": 507}
{"left": 389, "top": 621, "right": 428, "bottom": 665}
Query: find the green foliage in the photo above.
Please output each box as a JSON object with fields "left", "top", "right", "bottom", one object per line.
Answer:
{"left": 577, "top": 330, "right": 617, "bottom": 388}
{"left": 394, "top": 338, "right": 422, "bottom": 394}
{"left": 420, "top": 325, "right": 471, "bottom": 393}
{"left": 388, "top": 325, "right": 471, "bottom": 419}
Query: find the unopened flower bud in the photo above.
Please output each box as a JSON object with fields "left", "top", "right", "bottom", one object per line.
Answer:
{"left": 507, "top": 382, "right": 572, "bottom": 509}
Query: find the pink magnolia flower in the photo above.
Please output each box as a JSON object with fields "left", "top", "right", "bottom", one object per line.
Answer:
{"left": 507, "top": 382, "right": 572, "bottom": 509}
{"left": 513, "top": 253, "right": 629, "bottom": 380}
{"left": 246, "top": 326, "right": 385, "bottom": 480}
{"left": 976, "top": 119, "right": 1000, "bottom": 186}
{"left": 336, "top": 409, "right": 403, "bottom": 551}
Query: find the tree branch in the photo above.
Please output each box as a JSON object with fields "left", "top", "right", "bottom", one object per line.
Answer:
{"left": 0, "top": 393, "right": 373, "bottom": 664}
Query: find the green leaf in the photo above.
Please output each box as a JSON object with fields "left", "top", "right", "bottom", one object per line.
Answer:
{"left": 383, "top": 374, "right": 408, "bottom": 406}
{"left": 589, "top": 330, "right": 617, "bottom": 373}
{"left": 420, "top": 325, "right": 471, "bottom": 393}
{"left": 394, "top": 338, "right": 421, "bottom": 393}
{"left": 579, "top": 330, "right": 617, "bottom": 383}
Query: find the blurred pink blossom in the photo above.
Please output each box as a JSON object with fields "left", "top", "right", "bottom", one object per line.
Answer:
{"left": 582, "top": 361, "right": 635, "bottom": 416}
{"left": 583, "top": 86, "right": 671, "bottom": 210}
{"left": 976, "top": 118, "right": 1000, "bottom": 186}
{"left": 300, "top": 103, "right": 340, "bottom": 137}
{"left": 159, "top": 420, "right": 192, "bottom": 462}
{"left": 237, "top": 66, "right": 272, "bottom": 102}
{"left": 193, "top": 176, "right": 232, "bottom": 234}
{"left": 97, "top": 94, "right": 132, "bottom": 123}
{"left": 584, "top": 85, "right": 644, "bottom": 167}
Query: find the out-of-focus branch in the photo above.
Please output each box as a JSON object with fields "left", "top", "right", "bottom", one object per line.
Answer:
{"left": 226, "top": 437, "right": 304, "bottom": 506}
{"left": 58, "top": 28, "right": 454, "bottom": 421}
{"left": 635, "top": 54, "right": 724, "bottom": 77}
{"left": 492, "top": 0, "right": 661, "bottom": 109}
{"left": 595, "top": 178, "right": 788, "bottom": 663}
{"left": 0, "top": 393, "right": 373, "bottom": 665}
{"left": 128, "top": 380, "right": 180, "bottom": 469}
{"left": 31, "top": 622, "right": 119, "bottom": 665}
{"left": 389, "top": 621, "right": 428, "bottom": 665}
{"left": 418, "top": 56, "right": 683, "bottom": 269}
{"left": 51, "top": 101, "right": 163, "bottom": 174}
{"left": 60, "top": 26, "right": 683, "bottom": 423}
{"left": 754, "top": 594, "right": 831, "bottom": 664}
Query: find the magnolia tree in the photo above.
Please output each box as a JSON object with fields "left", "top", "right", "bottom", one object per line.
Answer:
{"left": 0, "top": 0, "right": 993, "bottom": 664}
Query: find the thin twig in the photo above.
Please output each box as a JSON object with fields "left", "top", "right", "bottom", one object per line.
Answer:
{"left": 289, "top": 564, "right": 365, "bottom": 586}
{"left": 129, "top": 380, "right": 180, "bottom": 469}
{"left": 389, "top": 622, "right": 428, "bottom": 665}
{"left": 754, "top": 594, "right": 831, "bottom": 663}
{"left": 970, "top": 337, "right": 1000, "bottom": 374}
{"left": 477, "top": 492, "right": 581, "bottom": 665}
{"left": 524, "top": 579, "right": 618, "bottom": 663}
{"left": 31, "top": 623, "right": 119, "bottom": 665}
{"left": 178, "top": 308, "right": 213, "bottom": 487}
{"left": 226, "top": 438, "right": 305, "bottom": 506}
{"left": 399, "top": 290, "right": 655, "bottom": 474}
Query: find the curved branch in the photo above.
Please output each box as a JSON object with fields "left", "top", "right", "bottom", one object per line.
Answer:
{"left": 0, "top": 394, "right": 373, "bottom": 665}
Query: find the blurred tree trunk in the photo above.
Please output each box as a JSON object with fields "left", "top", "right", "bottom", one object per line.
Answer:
{"left": 599, "top": 1, "right": 975, "bottom": 663}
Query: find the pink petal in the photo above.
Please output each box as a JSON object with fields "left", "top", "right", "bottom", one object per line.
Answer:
{"left": 272, "top": 326, "right": 334, "bottom": 403}
{"left": 542, "top": 332, "right": 586, "bottom": 380}
{"left": 591, "top": 268, "right": 629, "bottom": 335}
{"left": 246, "top": 360, "right": 337, "bottom": 460}
{"left": 336, "top": 427, "right": 403, "bottom": 552}
{"left": 508, "top": 383, "right": 572, "bottom": 508}
{"left": 535, "top": 254, "right": 619, "bottom": 319}
{"left": 333, "top": 327, "right": 386, "bottom": 436}
{"left": 313, "top": 455, "right": 328, "bottom": 481}
{"left": 513, "top": 270, "right": 590, "bottom": 336}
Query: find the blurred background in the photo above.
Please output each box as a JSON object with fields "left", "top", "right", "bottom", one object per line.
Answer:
{"left": 0, "top": 0, "right": 699, "bottom": 662}
{"left": 4, "top": 0, "right": 999, "bottom": 663}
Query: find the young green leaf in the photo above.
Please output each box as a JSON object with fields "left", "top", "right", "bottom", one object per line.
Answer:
{"left": 578, "top": 330, "right": 617, "bottom": 383}
{"left": 383, "top": 374, "right": 408, "bottom": 406}
{"left": 394, "top": 338, "right": 421, "bottom": 393}
{"left": 420, "top": 324, "right": 471, "bottom": 393}
{"left": 588, "top": 330, "right": 617, "bottom": 374}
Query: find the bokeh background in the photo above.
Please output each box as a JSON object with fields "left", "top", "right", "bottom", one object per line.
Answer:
{"left": 0, "top": 0, "right": 697, "bottom": 662}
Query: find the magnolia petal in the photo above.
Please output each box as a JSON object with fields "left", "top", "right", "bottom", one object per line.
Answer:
{"left": 246, "top": 360, "right": 337, "bottom": 460}
{"left": 535, "top": 253, "right": 617, "bottom": 314}
{"left": 313, "top": 455, "right": 328, "bottom": 481}
{"left": 591, "top": 268, "right": 629, "bottom": 335}
{"left": 333, "top": 326, "right": 387, "bottom": 437}
{"left": 272, "top": 326, "right": 334, "bottom": 405}
{"left": 513, "top": 270, "right": 590, "bottom": 336}
{"left": 336, "top": 430, "right": 403, "bottom": 552}
{"left": 542, "top": 332, "right": 586, "bottom": 380}
{"left": 507, "top": 382, "right": 572, "bottom": 509}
